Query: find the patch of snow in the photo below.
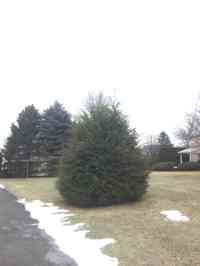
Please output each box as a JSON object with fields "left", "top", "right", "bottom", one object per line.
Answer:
{"left": 160, "top": 210, "right": 190, "bottom": 222}
{"left": 18, "top": 199, "right": 118, "bottom": 266}
{"left": 0, "top": 184, "right": 5, "bottom": 190}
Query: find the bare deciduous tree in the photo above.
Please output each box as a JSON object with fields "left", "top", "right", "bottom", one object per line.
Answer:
{"left": 175, "top": 96, "right": 200, "bottom": 146}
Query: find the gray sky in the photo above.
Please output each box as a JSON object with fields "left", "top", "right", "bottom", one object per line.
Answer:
{"left": 0, "top": 0, "right": 200, "bottom": 146}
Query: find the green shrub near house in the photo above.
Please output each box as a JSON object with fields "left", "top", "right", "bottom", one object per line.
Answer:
{"left": 177, "top": 161, "right": 200, "bottom": 171}
{"left": 152, "top": 161, "right": 200, "bottom": 171}
{"left": 152, "top": 161, "right": 176, "bottom": 171}
{"left": 57, "top": 93, "right": 148, "bottom": 207}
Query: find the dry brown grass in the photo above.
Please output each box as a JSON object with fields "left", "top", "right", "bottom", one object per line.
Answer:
{"left": 1, "top": 171, "right": 200, "bottom": 266}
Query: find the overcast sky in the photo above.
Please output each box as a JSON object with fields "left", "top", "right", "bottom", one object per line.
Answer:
{"left": 0, "top": 0, "right": 200, "bottom": 146}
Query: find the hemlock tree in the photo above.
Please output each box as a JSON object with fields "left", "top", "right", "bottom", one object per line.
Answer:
{"left": 57, "top": 93, "right": 148, "bottom": 207}
{"left": 36, "top": 101, "right": 72, "bottom": 176}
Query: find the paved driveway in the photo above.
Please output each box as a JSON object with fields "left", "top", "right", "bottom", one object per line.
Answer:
{"left": 0, "top": 188, "right": 77, "bottom": 266}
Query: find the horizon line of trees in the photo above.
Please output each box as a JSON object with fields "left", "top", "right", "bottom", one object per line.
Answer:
{"left": 1, "top": 93, "right": 200, "bottom": 177}
{"left": 142, "top": 131, "right": 184, "bottom": 166}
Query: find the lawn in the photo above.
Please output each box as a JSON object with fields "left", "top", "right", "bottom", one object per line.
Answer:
{"left": 1, "top": 171, "right": 200, "bottom": 266}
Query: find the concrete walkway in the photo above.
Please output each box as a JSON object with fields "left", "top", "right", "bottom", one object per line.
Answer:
{"left": 0, "top": 188, "right": 78, "bottom": 266}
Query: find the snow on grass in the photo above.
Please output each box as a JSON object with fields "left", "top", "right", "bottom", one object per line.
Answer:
{"left": 160, "top": 210, "right": 190, "bottom": 222}
{"left": 18, "top": 199, "right": 118, "bottom": 266}
{"left": 0, "top": 184, "right": 5, "bottom": 190}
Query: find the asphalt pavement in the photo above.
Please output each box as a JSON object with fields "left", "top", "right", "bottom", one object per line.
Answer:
{"left": 0, "top": 187, "right": 78, "bottom": 266}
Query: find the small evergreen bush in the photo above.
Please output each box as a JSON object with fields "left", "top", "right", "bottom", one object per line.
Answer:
{"left": 57, "top": 93, "right": 148, "bottom": 207}
{"left": 177, "top": 161, "right": 200, "bottom": 171}
{"left": 152, "top": 161, "right": 176, "bottom": 171}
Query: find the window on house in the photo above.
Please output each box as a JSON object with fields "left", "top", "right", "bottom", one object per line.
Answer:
{"left": 182, "top": 153, "right": 190, "bottom": 162}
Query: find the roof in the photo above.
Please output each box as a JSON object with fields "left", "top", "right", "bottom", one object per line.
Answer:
{"left": 178, "top": 148, "right": 200, "bottom": 154}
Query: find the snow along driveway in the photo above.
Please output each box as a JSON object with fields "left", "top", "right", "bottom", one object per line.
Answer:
{"left": 19, "top": 199, "right": 118, "bottom": 266}
{"left": 0, "top": 184, "right": 118, "bottom": 266}
{"left": 0, "top": 185, "right": 77, "bottom": 266}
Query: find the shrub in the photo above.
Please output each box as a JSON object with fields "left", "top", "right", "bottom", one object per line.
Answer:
{"left": 152, "top": 161, "right": 175, "bottom": 171}
{"left": 177, "top": 161, "right": 200, "bottom": 171}
{"left": 57, "top": 93, "right": 148, "bottom": 207}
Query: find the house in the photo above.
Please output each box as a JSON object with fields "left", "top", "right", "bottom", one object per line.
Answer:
{"left": 178, "top": 136, "right": 200, "bottom": 163}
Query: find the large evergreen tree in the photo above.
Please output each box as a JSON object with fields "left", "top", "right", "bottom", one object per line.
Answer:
{"left": 4, "top": 124, "right": 20, "bottom": 161}
{"left": 4, "top": 105, "right": 41, "bottom": 176}
{"left": 57, "top": 93, "right": 148, "bottom": 207}
{"left": 36, "top": 101, "right": 72, "bottom": 176}
{"left": 4, "top": 105, "right": 41, "bottom": 160}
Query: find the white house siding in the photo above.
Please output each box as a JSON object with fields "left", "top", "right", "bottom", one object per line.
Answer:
{"left": 178, "top": 136, "right": 200, "bottom": 163}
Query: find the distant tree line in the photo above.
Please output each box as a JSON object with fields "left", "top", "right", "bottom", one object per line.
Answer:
{"left": 143, "top": 131, "right": 184, "bottom": 167}
{"left": 1, "top": 102, "right": 72, "bottom": 177}
{"left": 2, "top": 93, "right": 199, "bottom": 178}
{"left": 0, "top": 108, "right": 185, "bottom": 177}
